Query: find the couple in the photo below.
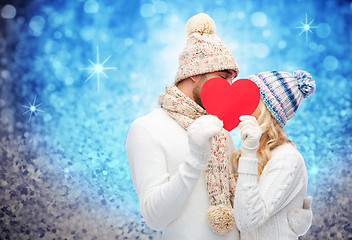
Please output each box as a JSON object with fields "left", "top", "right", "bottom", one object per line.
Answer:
{"left": 126, "top": 13, "right": 314, "bottom": 239}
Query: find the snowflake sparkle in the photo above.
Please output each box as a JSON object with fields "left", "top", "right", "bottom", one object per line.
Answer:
{"left": 295, "top": 13, "right": 318, "bottom": 42}
{"left": 22, "top": 95, "right": 44, "bottom": 123}
{"left": 80, "top": 45, "right": 117, "bottom": 92}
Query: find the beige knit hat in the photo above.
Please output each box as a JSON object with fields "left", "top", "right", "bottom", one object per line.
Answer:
{"left": 175, "top": 13, "right": 239, "bottom": 83}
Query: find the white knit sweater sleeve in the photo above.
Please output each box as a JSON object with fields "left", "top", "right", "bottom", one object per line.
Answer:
{"left": 233, "top": 147, "right": 305, "bottom": 232}
{"left": 126, "top": 121, "right": 202, "bottom": 231}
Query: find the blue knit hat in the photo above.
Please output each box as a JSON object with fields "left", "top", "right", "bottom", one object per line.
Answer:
{"left": 247, "top": 70, "right": 316, "bottom": 128}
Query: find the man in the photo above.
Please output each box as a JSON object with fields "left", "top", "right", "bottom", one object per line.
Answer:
{"left": 126, "top": 13, "right": 312, "bottom": 239}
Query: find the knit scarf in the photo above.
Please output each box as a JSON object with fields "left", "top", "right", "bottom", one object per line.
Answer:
{"left": 158, "top": 83, "right": 236, "bottom": 235}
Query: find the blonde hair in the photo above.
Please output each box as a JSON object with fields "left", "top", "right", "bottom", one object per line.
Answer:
{"left": 231, "top": 99, "right": 295, "bottom": 179}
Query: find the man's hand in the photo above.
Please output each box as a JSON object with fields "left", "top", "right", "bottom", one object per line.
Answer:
{"left": 187, "top": 115, "right": 223, "bottom": 170}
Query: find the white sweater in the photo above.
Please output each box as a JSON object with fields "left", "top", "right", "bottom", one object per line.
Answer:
{"left": 234, "top": 143, "right": 308, "bottom": 240}
{"left": 126, "top": 108, "right": 240, "bottom": 240}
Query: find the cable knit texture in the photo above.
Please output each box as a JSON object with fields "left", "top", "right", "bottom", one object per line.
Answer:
{"left": 233, "top": 143, "right": 308, "bottom": 240}
{"left": 158, "top": 83, "right": 236, "bottom": 235}
{"left": 126, "top": 107, "right": 239, "bottom": 240}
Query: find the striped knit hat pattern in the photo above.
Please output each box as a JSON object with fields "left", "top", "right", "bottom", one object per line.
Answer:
{"left": 248, "top": 70, "right": 316, "bottom": 128}
{"left": 175, "top": 13, "right": 239, "bottom": 83}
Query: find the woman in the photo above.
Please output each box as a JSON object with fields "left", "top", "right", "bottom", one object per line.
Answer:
{"left": 232, "top": 70, "right": 315, "bottom": 239}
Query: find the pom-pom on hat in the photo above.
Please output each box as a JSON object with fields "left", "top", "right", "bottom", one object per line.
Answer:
{"left": 294, "top": 70, "right": 316, "bottom": 98}
{"left": 248, "top": 70, "right": 316, "bottom": 128}
{"left": 175, "top": 13, "right": 239, "bottom": 83}
{"left": 185, "top": 12, "right": 216, "bottom": 35}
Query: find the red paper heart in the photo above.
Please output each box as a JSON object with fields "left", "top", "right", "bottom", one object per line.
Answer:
{"left": 200, "top": 78, "right": 261, "bottom": 131}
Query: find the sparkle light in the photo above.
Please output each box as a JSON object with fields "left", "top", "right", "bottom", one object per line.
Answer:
{"left": 309, "top": 165, "right": 319, "bottom": 175}
{"left": 21, "top": 95, "right": 44, "bottom": 122}
{"left": 295, "top": 13, "right": 318, "bottom": 42}
{"left": 80, "top": 45, "right": 117, "bottom": 92}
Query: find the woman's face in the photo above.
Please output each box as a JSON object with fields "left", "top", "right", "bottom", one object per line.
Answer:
{"left": 251, "top": 103, "right": 261, "bottom": 119}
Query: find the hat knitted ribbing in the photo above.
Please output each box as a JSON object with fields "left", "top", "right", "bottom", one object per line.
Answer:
{"left": 175, "top": 13, "right": 239, "bottom": 83}
{"left": 248, "top": 70, "right": 316, "bottom": 128}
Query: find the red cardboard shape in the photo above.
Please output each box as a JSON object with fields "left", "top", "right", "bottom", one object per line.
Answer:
{"left": 200, "top": 78, "right": 261, "bottom": 131}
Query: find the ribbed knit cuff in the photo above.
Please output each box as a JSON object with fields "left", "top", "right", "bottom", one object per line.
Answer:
{"left": 238, "top": 157, "right": 258, "bottom": 175}
{"left": 240, "top": 147, "right": 257, "bottom": 159}
{"left": 185, "top": 154, "right": 207, "bottom": 171}
{"left": 237, "top": 157, "right": 258, "bottom": 184}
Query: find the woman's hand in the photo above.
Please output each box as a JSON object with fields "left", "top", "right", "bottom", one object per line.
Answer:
{"left": 187, "top": 115, "right": 223, "bottom": 170}
{"left": 287, "top": 196, "right": 313, "bottom": 236}
{"left": 238, "top": 115, "right": 262, "bottom": 158}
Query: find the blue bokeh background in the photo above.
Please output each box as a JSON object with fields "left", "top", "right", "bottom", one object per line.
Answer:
{"left": 0, "top": 0, "right": 351, "bottom": 239}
